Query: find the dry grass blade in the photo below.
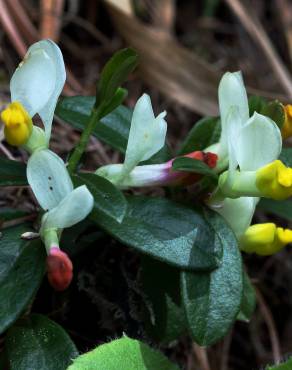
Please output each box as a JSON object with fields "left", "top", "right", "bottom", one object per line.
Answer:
{"left": 40, "top": 0, "right": 65, "bottom": 41}
{"left": 224, "top": 0, "right": 292, "bottom": 99}
{"left": 0, "top": 0, "right": 27, "bottom": 56}
{"left": 276, "top": 0, "right": 292, "bottom": 67}
{"left": 105, "top": 1, "right": 220, "bottom": 116}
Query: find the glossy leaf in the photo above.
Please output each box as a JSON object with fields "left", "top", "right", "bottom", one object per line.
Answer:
{"left": 0, "top": 157, "right": 27, "bottom": 186}
{"left": 237, "top": 271, "right": 256, "bottom": 322}
{"left": 56, "top": 97, "right": 171, "bottom": 163}
{"left": 141, "top": 257, "right": 187, "bottom": 343}
{"left": 258, "top": 198, "right": 292, "bottom": 221}
{"left": 178, "top": 117, "right": 221, "bottom": 155}
{"left": 181, "top": 210, "right": 243, "bottom": 345}
{"left": 93, "top": 195, "right": 222, "bottom": 270}
{"left": 68, "top": 336, "right": 179, "bottom": 370}
{"left": 172, "top": 157, "right": 218, "bottom": 179}
{"left": 95, "top": 48, "right": 138, "bottom": 110}
{"left": 0, "top": 225, "right": 45, "bottom": 334}
{"left": 6, "top": 314, "right": 78, "bottom": 370}
{"left": 73, "top": 173, "right": 127, "bottom": 223}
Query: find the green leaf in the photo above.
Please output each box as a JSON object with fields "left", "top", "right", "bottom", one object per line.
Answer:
{"left": 0, "top": 225, "right": 45, "bottom": 334}
{"left": 0, "top": 157, "right": 27, "bottom": 186}
{"left": 56, "top": 97, "right": 171, "bottom": 163}
{"left": 6, "top": 314, "right": 78, "bottom": 370}
{"left": 237, "top": 271, "right": 256, "bottom": 322}
{"left": 181, "top": 209, "right": 243, "bottom": 346}
{"left": 258, "top": 198, "right": 292, "bottom": 221}
{"left": 99, "top": 87, "right": 128, "bottom": 118}
{"left": 93, "top": 195, "right": 222, "bottom": 270}
{"left": 178, "top": 117, "right": 221, "bottom": 155}
{"left": 68, "top": 336, "right": 179, "bottom": 370}
{"left": 261, "top": 100, "right": 285, "bottom": 129}
{"left": 56, "top": 97, "right": 131, "bottom": 153}
{"left": 73, "top": 173, "right": 127, "bottom": 223}
{"left": 248, "top": 95, "right": 267, "bottom": 116}
{"left": 95, "top": 48, "right": 138, "bottom": 109}
{"left": 172, "top": 157, "right": 218, "bottom": 179}
{"left": 266, "top": 358, "right": 292, "bottom": 370}
{"left": 279, "top": 147, "right": 292, "bottom": 167}
{"left": 0, "top": 207, "right": 28, "bottom": 222}
{"left": 141, "top": 257, "right": 187, "bottom": 343}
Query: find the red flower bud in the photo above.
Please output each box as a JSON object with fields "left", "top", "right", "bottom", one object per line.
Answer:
{"left": 46, "top": 247, "right": 73, "bottom": 291}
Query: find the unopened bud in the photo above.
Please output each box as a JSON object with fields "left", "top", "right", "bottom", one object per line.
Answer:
{"left": 46, "top": 247, "right": 73, "bottom": 291}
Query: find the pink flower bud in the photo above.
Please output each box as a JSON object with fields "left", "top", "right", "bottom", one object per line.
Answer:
{"left": 46, "top": 247, "right": 73, "bottom": 291}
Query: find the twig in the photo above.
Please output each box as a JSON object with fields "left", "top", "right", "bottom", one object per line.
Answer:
{"left": 224, "top": 0, "right": 292, "bottom": 99}
{"left": 220, "top": 329, "right": 233, "bottom": 370}
{"left": 192, "top": 343, "right": 211, "bottom": 370}
{"left": 0, "top": 143, "right": 15, "bottom": 159}
{"left": 256, "top": 288, "right": 281, "bottom": 364}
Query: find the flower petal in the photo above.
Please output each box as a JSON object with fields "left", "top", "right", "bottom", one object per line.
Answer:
{"left": 27, "top": 149, "right": 73, "bottom": 211}
{"left": 218, "top": 71, "right": 249, "bottom": 155}
{"left": 216, "top": 197, "right": 258, "bottom": 239}
{"left": 123, "top": 94, "right": 167, "bottom": 174}
{"left": 41, "top": 186, "right": 94, "bottom": 229}
{"left": 10, "top": 40, "right": 66, "bottom": 142}
{"left": 236, "top": 112, "right": 282, "bottom": 171}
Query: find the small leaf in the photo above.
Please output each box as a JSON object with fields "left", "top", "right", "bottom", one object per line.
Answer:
{"left": 261, "top": 100, "right": 285, "bottom": 129}
{"left": 237, "top": 271, "right": 256, "bottom": 322}
{"left": 279, "top": 147, "right": 292, "bottom": 167}
{"left": 68, "top": 336, "right": 179, "bottom": 370}
{"left": 93, "top": 195, "right": 222, "bottom": 270}
{"left": 181, "top": 209, "right": 243, "bottom": 346}
{"left": 95, "top": 48, "right": 138, "bottom": 112}
{"left": 248, "top": 95, "right": 267, "bottom": 116}
{"left": 73, "top": 173, "right": 127, "bottom": 223}
{"left": 178, "top": 117, "right": 221, "bottom": 155}
{"left": 99, "top": 87, "right": 128, "bottom": 118}
{"left": 6, "top": 314, "right": 78, "bottom": 370}
{"left": 172, "top": 157, "right": 218, "bottom": 179}
{"left": 0, "top": 225, "right": 45, "bottom": 334}
{"left": 258, "top": 198, "right": 292, "bottom": 221}
{"left": 0, "top": 157, "right": 27, "bottom": 186}
{"left": 141, "top": 256, "right": 187, "bottom": 343}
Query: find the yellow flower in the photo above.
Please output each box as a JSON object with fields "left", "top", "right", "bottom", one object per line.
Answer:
{"left": 282, "top": 104, "right": 292, "bottom": 139}
{"left": 1, "top": 102, "right": 32, "bottom": 146}
{"left": 256, "top": 160, "right": 292, "bottom": 200}
{"left": 240, "top": 223, "right": 292, "bottom": 255}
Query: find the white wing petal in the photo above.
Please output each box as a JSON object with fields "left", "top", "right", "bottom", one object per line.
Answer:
{"left": 27, "top": 149, "right": 73, "bottom": 211}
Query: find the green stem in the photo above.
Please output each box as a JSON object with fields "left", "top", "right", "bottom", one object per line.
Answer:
{"left": 67, "top": 107, "right": 99, "bottom": 174}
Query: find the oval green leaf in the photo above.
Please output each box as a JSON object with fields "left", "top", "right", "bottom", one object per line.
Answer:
{"left": 6, "top": 314, "right": 78, "bottom": 370}
{"left": 0, "top": 157, "right": 27, "bottom": 186}
{"left": 181, "top": 210, "right": 243, "bottom": 346}
{"left": 141, "top": 256, "right": 187, "bottom": 343}
{"left": 73, "top": 173, "right": 127, "bottom": 223}
{"left": 178, "top": 117, "right": 221, "bottom": 155}
{"left": 68, "top": 336, "right": 178, "bottom": 370}
{"left": 93, "top": 195, "right": 223, "bottom": 270}
{"left": 0, "top": 225, "right": 45, "bottom": 334}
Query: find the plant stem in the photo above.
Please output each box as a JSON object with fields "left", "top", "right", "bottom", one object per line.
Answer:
{"left": 67, "top": 107, "right": 99, "bottom": 174}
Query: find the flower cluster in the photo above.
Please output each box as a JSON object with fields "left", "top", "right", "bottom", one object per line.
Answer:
{"left": 1, "top": 40, "right": 94, "bottom": 290}
{"left": 2, "top": 40, "right": 292, "bottom": 293}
